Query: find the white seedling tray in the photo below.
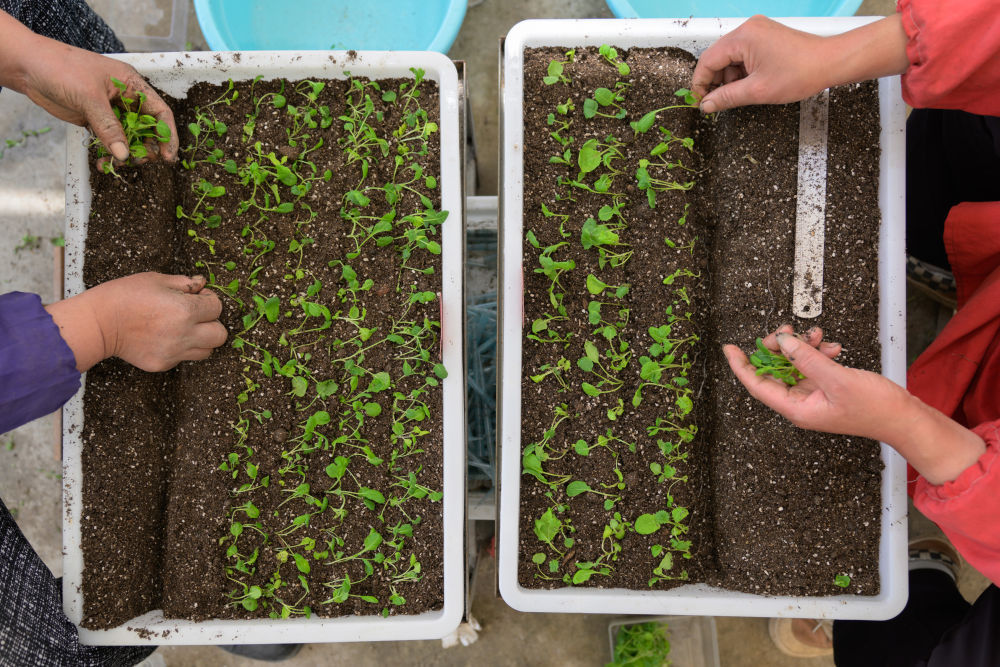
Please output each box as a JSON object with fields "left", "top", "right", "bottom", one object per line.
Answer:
{"left": 63, "top": 51, "right": 465, "bottom": 645}
{"left": 498, "top": 18, "right": 907, "bottom": 619}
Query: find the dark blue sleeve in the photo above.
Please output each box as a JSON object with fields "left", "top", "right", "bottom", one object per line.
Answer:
{"left": 0, "top": 292, "right": 81, "bottom": 434}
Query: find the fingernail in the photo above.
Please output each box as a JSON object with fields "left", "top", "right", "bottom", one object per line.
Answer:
{"left": 110, "top": 141, "right": 129, "bottom": 161}
{"left": 776, "top": 332, "right": 799, "bottom": 354}
{"left": 701, "top": 99, "right": 717, "bottom": 114}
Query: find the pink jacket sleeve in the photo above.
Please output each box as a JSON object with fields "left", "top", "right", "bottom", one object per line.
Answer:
{"left": 897, "top": 0, "right": 1000, "bottom": 116}
{"left": 914, "top": 422, "right": 1000, "bottom": 586}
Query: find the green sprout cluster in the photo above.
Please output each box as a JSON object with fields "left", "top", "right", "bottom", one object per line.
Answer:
{"left": 525, "top": 45, "right": 704, "bottom": 588}
{"left": 93, "top": 77, "right": 171, "bottom": 178}
{"left": 176, "top": 71, "right": 446, "bottom": 619}
{"left": 608, "top": 621, "right": 672, "bottom": 667}
{"left": 748, "top": 337, "right": 805, "bottom": 385}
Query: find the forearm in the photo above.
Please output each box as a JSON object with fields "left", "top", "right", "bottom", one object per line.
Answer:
{"left": 816, "top": 14, "right": 910, "bottom": 89}
{"left": 0, "top": 9, "right": 42, "bottom": 93}
{"left": 886, "top": 394, "right": 987, "bottom": 486}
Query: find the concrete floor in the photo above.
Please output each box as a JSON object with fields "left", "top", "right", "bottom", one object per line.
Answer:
{"left": 0, "top": 0, "right": 991, "bottom": 665}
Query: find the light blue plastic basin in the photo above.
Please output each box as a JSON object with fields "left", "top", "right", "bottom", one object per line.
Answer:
{"left": 193, "top": 0, "right": 467, "bottom": 53}
{"left": 605, "top": 0, "right": 863, "bottom": 17}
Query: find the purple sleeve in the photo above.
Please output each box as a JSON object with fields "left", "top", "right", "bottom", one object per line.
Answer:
{"left": 0, "top": 292, "right": 81, "bottom": 434}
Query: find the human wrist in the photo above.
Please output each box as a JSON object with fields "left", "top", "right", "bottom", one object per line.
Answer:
{"left": 885, "top": 394, "right": 986, "bottom": 485}
{"left": 44, "top": 290, "right": 114, "bottom": 372}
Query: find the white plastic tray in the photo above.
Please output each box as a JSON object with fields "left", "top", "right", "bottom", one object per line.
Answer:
{"left": 63, "top": 51, "right": 465, "bottom": 645}
{"left": 498, "top": 18, "right": 907, "bottom": 619}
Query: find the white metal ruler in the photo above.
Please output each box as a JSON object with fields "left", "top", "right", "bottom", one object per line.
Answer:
{"left": 793, "top": 89, "right": 830, "bottom": 319}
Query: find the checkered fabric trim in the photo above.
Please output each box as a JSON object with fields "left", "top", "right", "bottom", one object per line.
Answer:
{"left": 0, "top": 0, "right": 124, "bottom": 54}
{"left": 0, "top": 497, "right": 154, "bottom": 666}
{"left": 906, "top": 256, "right": 957, "bottom": 295}
{"left": 908, "top": 547, "right": 959, "bottom": 581}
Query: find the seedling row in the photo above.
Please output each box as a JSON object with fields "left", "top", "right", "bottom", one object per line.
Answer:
{"left": 520, "top": 46, "right": 708, "bottom": 590}
{"left": 80, "top": 68, "right": 450, "bottom": 623}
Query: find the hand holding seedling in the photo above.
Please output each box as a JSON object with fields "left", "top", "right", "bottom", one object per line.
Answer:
{"left": 724, "top": 324, "right": 987, "bottom": 486}
{"left": 46, "top": 273, "right": 227, "bottom": 373}
{"left": 690, "top": 14, "right": 909, "bottom": 113}
{"left": 0, "top": 9, "right": 178, "bottom": 166}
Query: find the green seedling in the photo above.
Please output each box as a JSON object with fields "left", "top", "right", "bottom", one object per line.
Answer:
{"left": 636, "top": 159, "right": 695, "bottom": 209}
{"left": 748, "top": 337, "right": 805, "bottom": 385}
{"left": 0, "top": 127, "right": 51, "bottom": 160}
{"left": 546, "top": 112, "right": 574, "bottom": 148}
{"left": 581, "top": 217, "right": 632, "bottom": 268}
{"left": 835, "top": 573, "right": 852, "bottom": 588}
{"left": 94, "top": 77, "right": 171, "bottom": 176}
{"left": 14, "top": 235, "right": 41, "bottom": 253}
{"left": 543, "top": 49, "right": 576, "bottom": 85}
{"left": 629, "top": 88, "right": 699, "bottom": 135}
{"left": 609, "top": 621, "right": 672, "bottom": 667}
{"left": 598, "top": 44, "right": 630, "bottom": 76}
{"left": 583, "top": 82, "right": 630, "bottom": 120}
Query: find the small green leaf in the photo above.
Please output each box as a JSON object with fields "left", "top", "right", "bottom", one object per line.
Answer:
{"left": 294, "top": 553, "right": 310, "bottom": 574}
{"left": 577, "top": 139, "right": 601, "bottom": 174}
{"left": 367, "top": 372, "right": 391, "bottom": 393}
{"left": 359, "top": 487, "right": 385, "bottom": 504}
{"left": 634, "top": 514, "right": 661, "bottom": 535}
{"left": 566, "top": 480, "right": 591, "bottom": 497}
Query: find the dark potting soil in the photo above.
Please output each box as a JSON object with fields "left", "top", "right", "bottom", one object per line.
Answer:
{"left": 519, "top": 46, "right": 882, "bottom": 596}
{"left": 80, "top": 74, "right": 446, "bottom": 629}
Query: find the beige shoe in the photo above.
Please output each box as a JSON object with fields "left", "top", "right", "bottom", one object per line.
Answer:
{"left": 769, "top": 617, "right": 833, "bottom": 658}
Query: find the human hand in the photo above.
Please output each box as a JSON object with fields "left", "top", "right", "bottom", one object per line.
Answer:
{"left": 723, "top": 324, "right": 988, "bottom": 485}
{"left": 47, "top": 273, "right": 226, "bottom": 373}
{"left": 691, "top": 14, "right": 910, "bottom": 114}
{"left": 691, "top": 16, "right": 832, "bottom": 114}
{"left": 722, "top": 324, "right": 909, "bottom": 442}
{"left": 6, "top": 22, "right": 178, "bottom": 165}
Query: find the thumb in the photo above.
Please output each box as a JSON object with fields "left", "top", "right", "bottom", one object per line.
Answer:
{"left": 700, "top": 76, "right": 759, "bottom": 113}
{"left": 776, "top": 333, "right": 842, "bottom": 384}
{"left": 85, "top": 100, "right": 129, "bottom": 161}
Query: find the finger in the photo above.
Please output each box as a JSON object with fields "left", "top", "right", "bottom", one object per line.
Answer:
{"left": 776, "top": 333, "right": 845, "bottom": 385}
{"left": 723, "top": 343, "right": 800, "bottom": 410}
{"left": 691, "top": 35, "right": 745, "bottom": 101}
{"left": 700, "top": 75, "right": 761, "bottom": 114}
{"left": 818, "top": 341, "right": 841, "bottom": 359}
{"left": 128, "top": 74, "right": 178, "bottom": 162}
{"left": 761, "top": 324, "right": 795, "bottom": 350}
{"left": 160, "top": 273, "right": 208, "bottom": 294}
{"left": 191, "top": 290, "right": 223, "bottom": 322}
{"left": 803, "top": 326, "right": 823, "bottom": 347}
{"left": 84, "top": 98, "right": 129, "bottom": 161}
{"left": 191, "top": 320, "right": 228, "bottom": 349}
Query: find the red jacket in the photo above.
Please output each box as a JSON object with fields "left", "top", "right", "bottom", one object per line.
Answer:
{"left": 900, "top": 0, "right": 1000, "bottom": 586}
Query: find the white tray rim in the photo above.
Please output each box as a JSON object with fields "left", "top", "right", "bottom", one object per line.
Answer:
{"left": 62, "top": 49, "right": 465, "bottom": 645}
{"left": 497, "top": 17, "right": 907, "bottom": 619}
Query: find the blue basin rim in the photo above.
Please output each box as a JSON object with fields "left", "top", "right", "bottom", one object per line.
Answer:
{"left": 604, "top": 0, "right": 864, "bottom": 18}
{"left": 193, "top": 0, "right": 467, "bottom": 53}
